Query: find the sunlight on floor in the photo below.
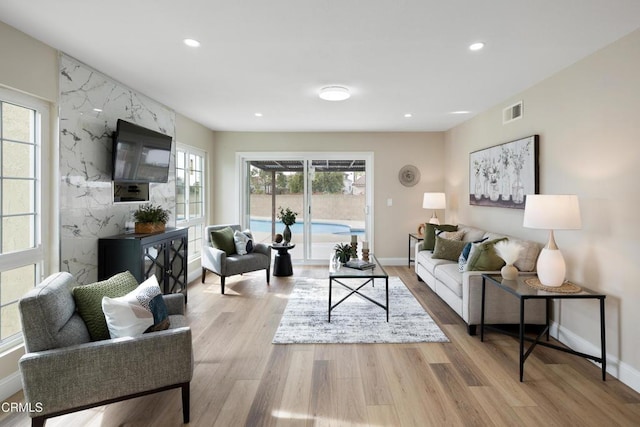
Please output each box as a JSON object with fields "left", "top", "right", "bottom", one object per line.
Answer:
{"left": 271, "top": 409, "right": 380, "bottom": 426}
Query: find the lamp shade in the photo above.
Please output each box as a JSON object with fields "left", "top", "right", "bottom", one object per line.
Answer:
{"left": 523, "top": 195, "right": 581, "bottom": 230}
{"left": 422, "top": 192, "right": 446, "bottom": 210}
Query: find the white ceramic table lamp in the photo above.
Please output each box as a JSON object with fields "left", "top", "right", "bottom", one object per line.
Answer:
{"left": 422, "top": 192, "right": 446, "bottom": 225}
{"left": 523, "top": 195, "right": 581, "bottom": 287}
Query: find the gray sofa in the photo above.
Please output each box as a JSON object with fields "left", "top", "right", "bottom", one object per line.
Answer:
{"left": 202, "top": 224, "right": 271, "bottom": 294}
{"left": 415, "top": 224, "right": 546, "bottom": 334}
{"left": 18, "top": 272, "right": 193, "bottom": 426}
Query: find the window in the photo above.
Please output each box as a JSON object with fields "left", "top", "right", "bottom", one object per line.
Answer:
{"left": 176, "top": 145, "right": 205, "bottom": 262}
{"left": 0, "top": 88, "right": 48, "bottom": 350}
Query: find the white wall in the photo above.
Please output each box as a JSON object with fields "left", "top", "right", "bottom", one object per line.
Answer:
{"left": 445, "top": 29, "right": 640, "bottom": 391}
{"left": 213, "top": 131, "right": 445, "bottom": 262}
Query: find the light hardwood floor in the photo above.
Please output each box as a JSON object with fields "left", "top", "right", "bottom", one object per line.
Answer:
{"left": 2, "top": 266, "right": 639, "bottom": 426}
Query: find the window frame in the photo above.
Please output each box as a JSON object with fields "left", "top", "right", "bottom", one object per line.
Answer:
{"left": 0, "top": 87, "right": 50, "bottom": 351}
{"left": 175, "top": 144, "right": 206, "bottom": 263}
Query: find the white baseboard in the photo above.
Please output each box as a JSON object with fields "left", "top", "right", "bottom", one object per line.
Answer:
{"left": 551, "top": 321, "right": 640, "bottom": 393}
{"left": 187, "top": 269, "right": 201, "bottom": 285}
{"left": 0, "top": 370, "right": 22, "bottom": 401}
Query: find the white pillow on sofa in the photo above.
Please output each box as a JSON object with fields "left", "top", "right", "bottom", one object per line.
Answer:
{"left": 101, "top": 275, "right": 169, "bottom": 338}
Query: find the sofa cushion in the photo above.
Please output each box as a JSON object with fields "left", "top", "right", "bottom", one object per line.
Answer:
{"left": 467, "top": 238, "right": 508, "bottom": 271}
{"left": 210, "top": 226, "right": 236, "bottom": 256}
{"left": 72, "top": 271, "right": 139, "bottom": 341}
{"left": 424, "top": 223, "right": 458, "bottom": 251}
{"left": 436, "top": 263, "right": 463, "bottom": 298}
{"left": 432, "top": 236, "right": 467, "bottom": 262}
{"left": 102, "top": 275, "right": 170, "bottom": 339}
{"left": 225, "top": 252, "right": 270, "bottom": 276}
{"left": 416, "top": 250, "right": 452, "bottom": 276}
{"left": 457, "top": 224, "right": 487, "bottom": 242}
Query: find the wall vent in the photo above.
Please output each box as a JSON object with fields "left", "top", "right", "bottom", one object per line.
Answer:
{"left": 503, "top": 101, "right": 523, "bottom": 124}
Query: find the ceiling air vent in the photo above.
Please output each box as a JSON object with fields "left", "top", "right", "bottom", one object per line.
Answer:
{"left": 503, "top": 101, "right": 523, "bottom": 124}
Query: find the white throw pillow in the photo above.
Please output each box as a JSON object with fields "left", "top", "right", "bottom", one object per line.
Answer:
{"left": 102, "top": 275, "right": 168, "bottom": 338}
{"left": 233, "top": 229, "right": 254, "bottom": 255}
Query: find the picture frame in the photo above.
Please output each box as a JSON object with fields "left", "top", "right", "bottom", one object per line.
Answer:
{"left": 469, "top": 135, "right": 539, "bottom": 209}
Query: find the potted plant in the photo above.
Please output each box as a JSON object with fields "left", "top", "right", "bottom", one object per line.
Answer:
{"left": 334, "top": 243, "right": 354, "bottom": 264}
{"left": 133, "top": 204, "right": 170, "bottom": 234}
{"left": 277, "top": 207, "right": 297, "bottom": 243}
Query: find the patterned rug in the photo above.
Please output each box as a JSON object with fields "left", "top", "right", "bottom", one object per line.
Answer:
{"left": 272, "top": 276, "right": 449, "bottom": 344}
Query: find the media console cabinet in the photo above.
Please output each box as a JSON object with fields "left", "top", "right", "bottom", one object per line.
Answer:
{"left": 98, "top": 227, "right": 188, "bottom": 301}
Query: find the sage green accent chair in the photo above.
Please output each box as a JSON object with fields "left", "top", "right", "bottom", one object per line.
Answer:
{"left": 18, "top": 272, "right": 193, "bottom": 426}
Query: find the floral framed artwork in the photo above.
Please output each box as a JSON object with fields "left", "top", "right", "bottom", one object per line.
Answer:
{"left": 469, "top": 135, "right": 539, "bottom": 209}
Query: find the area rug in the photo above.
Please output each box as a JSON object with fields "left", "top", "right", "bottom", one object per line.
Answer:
{"left": 272, "top": 276, "right": 449, "bottom": 344}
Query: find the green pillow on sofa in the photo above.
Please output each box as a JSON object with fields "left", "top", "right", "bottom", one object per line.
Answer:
{"left": 423, "top": 223, "right": 458, "bottom": 251}
{"left": 466, "top": 238, "right": 508, "bottom": 271}
{"left": 432, "top": 236, "right": 468, "bottom": 262}
{"left": 209, "top": 226, "right": 236, "bottom": 256}
{"left": 72, "top": 271, "right": 139, "bottom": 341}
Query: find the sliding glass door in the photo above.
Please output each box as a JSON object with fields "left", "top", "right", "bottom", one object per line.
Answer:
{"left": 240, "top": 153, "right": 372, "bottom": 263}
{"left": 308, "top": 159, "right": 367, "bottom": 260}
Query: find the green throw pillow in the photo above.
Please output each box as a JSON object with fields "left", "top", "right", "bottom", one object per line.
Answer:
{"left": 73, "top": 271, "right": 139, "bottom": 341}
{"left": 423, "top": 223, "right": 458, "bottom": 251}
{"left": 432, "top": 236, "right": 468, "bottom": 262}
{"left": 466, "top": 238, "right": 508, "bottom": 271}
{"left": 210, "top": 227, "right": 236, "bottom": 256}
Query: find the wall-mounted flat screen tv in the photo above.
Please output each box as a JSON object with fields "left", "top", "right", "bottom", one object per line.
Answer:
{"left": 112, "top": 119, "right": 173, "bottom": 183}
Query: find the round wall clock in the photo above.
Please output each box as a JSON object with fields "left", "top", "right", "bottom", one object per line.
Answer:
{"left": 398, "top": 164, "right": 420, "bottom": 187}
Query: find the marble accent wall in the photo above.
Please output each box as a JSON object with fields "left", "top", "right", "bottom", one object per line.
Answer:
{"left": 59, "top": 54, "right": 176, "bottom": 284}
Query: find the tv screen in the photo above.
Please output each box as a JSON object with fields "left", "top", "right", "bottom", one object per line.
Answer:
{"left": 112, "top": 119, "right": 172, "bottom": 183}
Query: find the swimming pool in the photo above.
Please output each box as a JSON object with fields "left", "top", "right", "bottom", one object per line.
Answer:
{"left": 250, "top": 219, "right": 364, "bottom": 236}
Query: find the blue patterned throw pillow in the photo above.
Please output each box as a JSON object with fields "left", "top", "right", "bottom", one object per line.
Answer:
{"left": 458, "top": 237, "right": 488, "bottom": 272}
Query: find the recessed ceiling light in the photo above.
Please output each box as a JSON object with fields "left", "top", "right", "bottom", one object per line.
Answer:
{"left": 183, "top": 38, "right": 201, "bottom": 47}
{"left": 451, "top": 110, "right": 471, "bottom": 114}
{"left": 404, "top": 113, "right": 413, "bottom": 118}
{"left": 254, "top": 112, "right": 263, "bottom": 117}
{"left": 319, "top": 86, "right": 350, "bottom": 101}
{"left": 469, "top": 42, "right": 485, "bottom": 51}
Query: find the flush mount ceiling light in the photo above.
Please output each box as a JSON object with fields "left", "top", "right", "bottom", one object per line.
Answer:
{"left": 451, "top": 110, "right": 471, "bottom": 114}
{"left": 183, "top": 38, "right": 201, "bottom": 47}
{"left": 469, "top": 42, "right": 485, "bottom": 51}
{"left": 404, "top": 113, "right": 413, "bottom": 118}
{"left": 319, "top": 86, "right": 350, "bottom": 101}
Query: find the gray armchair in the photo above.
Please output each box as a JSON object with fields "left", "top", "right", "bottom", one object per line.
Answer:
{"left": 18, "top": 272, "right": 193, "bottom": 427}
{"left": 201, "top": 224, "right": 271, "bottom": 294}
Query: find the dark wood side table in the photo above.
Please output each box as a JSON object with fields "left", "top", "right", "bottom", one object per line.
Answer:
{"left": 272, "top": 244, "right": 295, "bottom": 276}
{"left": 480, "top": 274, "right": 606, "bottom": 382}
{"left": 408, "top": 233, "right": 424, "bottom": 267}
